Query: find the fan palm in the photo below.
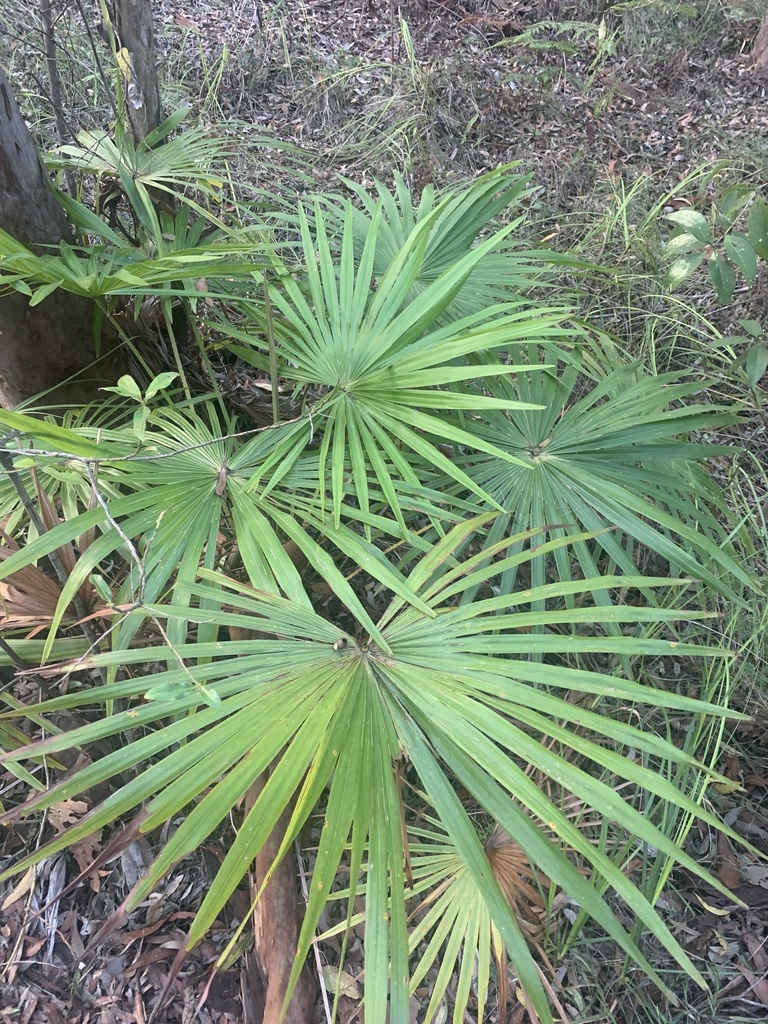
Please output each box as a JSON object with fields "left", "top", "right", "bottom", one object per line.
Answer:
{"left": 0, "top": 519, "right": 742, "bottom": 1024}
{"left": 0, "top": 161, "right": 753, "bottom": 1024}
{"left": 316, "top": 165, "right": 557, "bottom": 323}
{"left": 221, "top": 194, "right": 574, "bottom": 535}
{"left": 462, "top": 347, "right": 752, "bottom": 606}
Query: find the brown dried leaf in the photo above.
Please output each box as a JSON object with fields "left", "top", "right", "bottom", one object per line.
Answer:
{"left": 485, "top": 825, "right": 547, "bottom": 939}
{"left": 744, "top": 928, "right": 768, "bottom": 972}
{"left": 715, "top": 832, "right": 741, "bottom": 890}
{"left": 48, "top": 798, "right": 89, "bottom": 835}
{"left": 72, "top": 830, "right": 105, "bottom": 893}
{"left": 0, "top": 866, "right": 36, "bottom": 911}
{"left": 30, "top": 469, "right": 77, "bottom": 576}
{"left": 0, "top": 527, "right": 64, "bottom": 629}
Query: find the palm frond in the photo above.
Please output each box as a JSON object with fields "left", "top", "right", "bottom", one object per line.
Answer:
{"left": 0, "top": 518, "right": 741, "bottom": 1022}
{"left": 461, "top": 354, "right": 754, "bottom": 605}
{"left": 317, "top": 164, "right": 552, "bottom": 323}
{"left": 235, "top": 197, "right": 573, "bottom": 531}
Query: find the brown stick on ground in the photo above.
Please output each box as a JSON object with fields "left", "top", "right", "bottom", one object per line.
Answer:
{"left": 243, "top": 769, "right": 316, "bottom": 1024}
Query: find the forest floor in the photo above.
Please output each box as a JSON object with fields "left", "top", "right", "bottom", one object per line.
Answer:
{"left": 1, "top": 1, "right": 768, "bottom": 1022}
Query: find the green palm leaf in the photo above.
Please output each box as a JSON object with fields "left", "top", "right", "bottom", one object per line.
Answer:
{"left": 318, "top": 165, "right": 556, "bottom": 323}
{"left": 236, "top": 199, "right": 574, "bottom": 531}
{"left": 462, "top": 354, "right": 754, "bottom": 605}
{"left": 0, "top": 406, "right": 428, "bottom": 659}
{"left": 0, "top": 518, "right": 741, "bottom": 1023}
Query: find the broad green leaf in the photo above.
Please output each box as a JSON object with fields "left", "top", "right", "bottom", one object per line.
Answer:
{"left": 666, "top": 209, "right": 713, "bottom": 243}
{"left": 708, "top": 252, "right": 737, "bottom": 305}
{"left": 144, "top": 371, "right": 180, "bottom": 401}
{"left": 746, "top": 344, "right": 768, "bottom": 388}
{"left": 747, "top": 197, "right": 768, "bottom": 261}
{"left": 665, "top": 251, "right": 705, "bottom": 290}
{"left": 665, "top": 231, "right": 704, "bottom": 256}
{"left": 724, "top": 232, "right": 758, "bottom": 286}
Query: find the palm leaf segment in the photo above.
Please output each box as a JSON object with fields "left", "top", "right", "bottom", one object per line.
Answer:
{"left": 244, "top": 173, "right": 572, "bottom": 534}
{"left": 0, "top": 406, "right": 427, "bottom": 659}
{"left": 319, "top": 165, "right": 553, "bottom": 322}
{"left": 0, "top": 518, "right": 738, "bottom": 1024}
{"left": 465, "top": 352, "right": 753, "bottom": 604}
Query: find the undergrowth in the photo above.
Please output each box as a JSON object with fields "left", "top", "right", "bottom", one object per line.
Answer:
{"left": 0, "top": 2, "right": 766, "bottom": 1023}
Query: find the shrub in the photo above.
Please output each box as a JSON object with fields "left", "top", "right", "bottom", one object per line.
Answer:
{"left": 0, "top": 159, "right": 752, "bottom": 1024}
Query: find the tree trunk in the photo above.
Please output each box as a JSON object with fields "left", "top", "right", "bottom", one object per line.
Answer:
{"left": 112, "top": 0, "right": 163, "bottom": 143}
{"left": 0, "top": 66, "right": 126, "bottom": 408}
{"left": 244, "top": 770, "right": 316, "bottom": 1024}
{"left": 753, "top": 13, "right": 768, "bottom": 79}
{"left": 39, "top": 0, "right": 76, "bottom": 196}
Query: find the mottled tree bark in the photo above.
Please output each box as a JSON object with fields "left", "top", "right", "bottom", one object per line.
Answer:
{"left": 39, "top": 0, "right": 75, "bottom": 196}
{"left": 0, "top": 66, "right": 125, "bottom": 408}
{"left": 112, "top": 0, "right": 163, "bottom": 142}
{"left": 753, "top": 13, "right": 768, "bottom": 79}
{"left": 244, "top": 770, "right": 316, "bottom": 1024}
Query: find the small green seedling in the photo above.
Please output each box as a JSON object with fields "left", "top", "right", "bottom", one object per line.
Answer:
{"left": 101, "top": 372, "right": 179, "bottom": 441}
{"left": 664, "top": 192, "right": 768, "bottom": 305}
